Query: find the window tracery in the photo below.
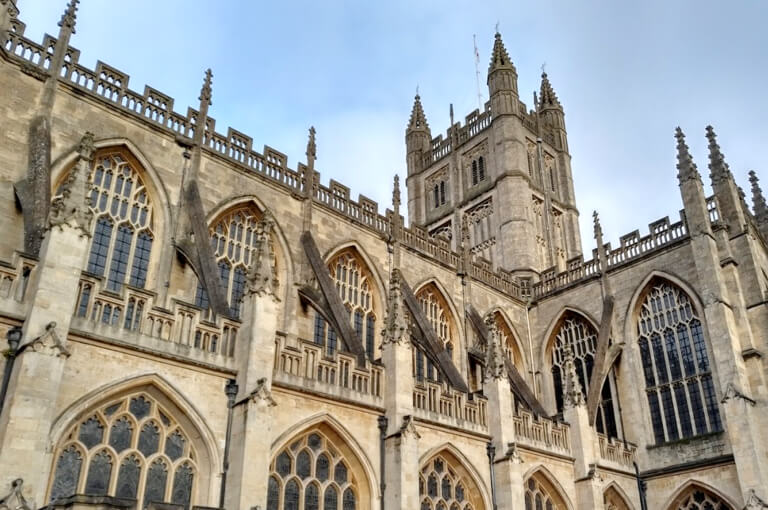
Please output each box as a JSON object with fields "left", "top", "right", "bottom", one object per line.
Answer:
{"left": 524, "top": 475, "right": 564, "bottom": 510}
{"left": 195, "top": 205, "right": 276, "bottom": 318}
{"left": 48, "top": 392, "right": 197, "bottom": 509}
{"left": 267, "top": 430, "right": 359, "bottom": 510}
{"left": 637, "top": 281, "right": 722, "bottom": 444}
{"left": 69, "top": 150, "right": 154, "bottom": 291}
{"left": 551, "top": 314, "right": 619, "bottom": 438}
{"left": 492, "top": 312, "right": 522, "bottom": 367}
{"left": 673, "top": 486, "right": 733, "bottom": 510}
{"left": 416, "top": 284, "right": 455, "bottom": 361}
{"left": 419, "top": 454, "right": 481, "bottom": 510}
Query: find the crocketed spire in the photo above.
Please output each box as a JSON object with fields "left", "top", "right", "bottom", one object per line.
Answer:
{"left": 749, "top": 171, "right": 768, "bottom": 221}
{"left": 407, "top": 94, "right": 429, "bottom": 132}
{"left": 199, "top": 68, "right": 213, "bottom": 107}
{"left": 675, "top": 127, "right": 701, "bottom": 183}
{"left": 488, "top": 32, "right": 515, "bottom": 74}
{"left": 58, "top": 0, "right": 78, "bottom": 34}
{"left": 705, "top": 125, "right": 733, "bottom": 185}
{"left": 538, "top": 72, "right": 562, "bottom": 110}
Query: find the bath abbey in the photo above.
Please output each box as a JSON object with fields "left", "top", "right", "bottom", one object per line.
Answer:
{"left": 1, "top": 1, "right": 767, "bottom": 509}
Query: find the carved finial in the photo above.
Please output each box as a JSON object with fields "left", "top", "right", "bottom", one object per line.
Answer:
{"left": 488, "top": 31, "right": 514, "bottom": 74}
{"left": 484, "top": 314, "right": 507, "bottom": 380}
{"left": 0, "top": 478, "right": 32, "bottom": 510}
{"left": 592, "top": 210, "right": 603, "bottom": 242}
{"left": 245, "top": 211, "right": 278, "bottom": 298}
{"left": 306, "top": 126, "right": 317, "bottom": 163}
{"left": 675, "top": 127, "right": 701, "bottom": 183}
{"left": 382, "top": 269, "right": 409, "bottom": 345}
{"left": 199, "top": 68, "right": 213, "bottom": 107}
{"left": 408, "top": 94, "right": 429, "bottom": 132}
{"left": 449, "top": 103, "right": 454, "bottom": 126}
{"left": 538, "top": 70, "right": 561, "bottom": 110}
{"left": 562, "top": 342, "right": 585, "bottom": 408}
{"left": 58, "top": 0, "right": 78, "bottom": 34}
{"left": 392, "top": 174, "right": 401, "bottom": 212}
{"left": 705, "top": 125, "right": 733, "bottom": 185}
{"left": 749, "top": 170, "right": 768, "bottom": 221}
{"left": 48, "top": 131, "right": 95, "bottom": 237}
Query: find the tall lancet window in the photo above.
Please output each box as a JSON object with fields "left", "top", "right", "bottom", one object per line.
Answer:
{"left": 551, "top": 314, "right": 619, "bottom": 438}
{"left": 195, "top": 206, "right": 275, "bottom": 319}
{"left": 637, "top": 281, "right": 722, "bottom": 444}
{"left": 68, "top": 150, "right": 154, "bottom": 291}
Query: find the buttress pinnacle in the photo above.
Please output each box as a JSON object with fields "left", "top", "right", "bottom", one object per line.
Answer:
{"left": 749, "top": 171, "right": 768, "bottom": 220}
{"left": 58, "top": 0, "right": 79, "bottom": 34}
{"left": 199, "top": 68, "right": 213, "bottom": 107}
{"left": 705, "top": 125, "right": 733, "bottom": 185}
{"left": 675, "top": 127, "right": 701, "bottom": 183}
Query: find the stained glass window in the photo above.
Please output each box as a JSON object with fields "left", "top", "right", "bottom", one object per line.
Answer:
{"left": 524, "top": 475, "right": 564, "bottom": 510}
{"left": 551, "top": 314, "right": 619, "bottom": 438}
{"left": 268, "top": 430, "right": 358, "bottom": 510}
{"left": 71, "top": 151, "right": 154, "bottom": 288}
{"left": 48, "top": 392, "right": 198, "bottom": 507}
{"left": 419, "top": 455, "right": 480, "bottom": 510}
{"left": 637, "top": 282, "right": 723, "bottom": 443}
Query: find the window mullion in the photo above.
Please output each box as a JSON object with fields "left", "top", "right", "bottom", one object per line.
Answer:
{"left": 697, "top": 375, "right": 712, "bottom": 433}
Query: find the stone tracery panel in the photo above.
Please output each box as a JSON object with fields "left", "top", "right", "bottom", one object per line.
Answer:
{"left": 419, "top": 451, "right": 483, "bottom": 510}
{"left": 523, "top": 472, "right": 567, "bottom": 510}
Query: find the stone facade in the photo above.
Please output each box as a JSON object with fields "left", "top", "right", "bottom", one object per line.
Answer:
{"left": 0, "top": 3, "right": 767, "bottom": 510}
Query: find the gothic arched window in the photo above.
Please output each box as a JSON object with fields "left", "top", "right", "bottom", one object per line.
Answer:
{"left": 195, "top": 206, "right": 275, "bottom": 319}
{"left": 416, "top": 284, "right": 454, "bottom": 357}
{"left": 267, "top": 430, "right": 360, "bottom": 510}
{"left": 72, "top": 151, "right": 154, "bottom": 291}
{"left": 48, "top": 392, "right": 198, "bottom": 509}
{"left": 551, "top": 314, "right": 619, "bottom": 438}
{"left": 672, "top": 485, "right": 734, "bottom": 510}
{"left": 524, "top": 474, "right": 566, "bottom": 510}
{"left": 637, "top": 281, "right": 722, "bottom": 444}
{"left": 315, "top": 250, "right": 377, "bottom": 360}
{"left": 492, "top": 312, "right": 522, "bottom": 367}
{"left": 419, "top": 453, "right": 483, "bottom": 510}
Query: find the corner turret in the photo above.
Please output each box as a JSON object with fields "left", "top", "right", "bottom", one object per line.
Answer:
{"left": 405, "top": 94, "right": 431, "bottom": 177}
{"left": 487, "top": 32, "right": 518, "bottom": 116}
{"left": 538, "top": 72, "right": 568, "bottom": 153}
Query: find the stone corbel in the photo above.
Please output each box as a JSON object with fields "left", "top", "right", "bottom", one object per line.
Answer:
{"left": 720, "top": 382, "right": 756, "bottom": 406}
{"left": 21, "top": 321, "right": 70, "bottom": 358}
{"left": 503, "top": 442, "right": 524, "bottom": 465}
{"left": 235, "top": 377, "right": 277, "bottom": 409}
{"left": 399, "top": 415, "right": 421, "bottom": 440}
{"left": 745, "top": 489, "right": 768, "bottom": 509}
{"left": 0, "top": 478, "right": 33, "bottom": 510}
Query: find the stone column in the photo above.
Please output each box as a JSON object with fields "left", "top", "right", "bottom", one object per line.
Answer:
{"left": 483, "top": 317, "right": 525, "bottom": 510}
{"left": 0, "top": 133, "right": 95, "bottom": 504}
{"left": 224, "top": 212, "right": 281, "bottom": 510}
{"left": 381, "top": 269, "right": 420, "bottom": 510}
{"left": 561, "top": 345, "right": 602, "bottom": 510}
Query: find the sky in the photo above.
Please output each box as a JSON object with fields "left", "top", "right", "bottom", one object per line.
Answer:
{"left": 17, "top": 0, "right": 768, "bottom": 255}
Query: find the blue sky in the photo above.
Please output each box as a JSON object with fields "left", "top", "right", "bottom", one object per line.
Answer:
{"left": 19, "top": 0, "right": 768, "bottom": 255}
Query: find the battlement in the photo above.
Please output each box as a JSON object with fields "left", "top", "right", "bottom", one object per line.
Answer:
{"left": 532, "top": 196, "right": 723, "bottom": 299}
{"left": 1, "top": 20, "right": 526, "bottom": 301}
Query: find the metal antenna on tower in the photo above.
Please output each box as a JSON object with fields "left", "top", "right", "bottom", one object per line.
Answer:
{"left": 473, "top": 34, "right": 484, "bottom": 110}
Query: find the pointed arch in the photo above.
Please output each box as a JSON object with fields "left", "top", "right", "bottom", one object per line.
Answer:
{"left": 522, "top": 466, "right": 574, "bottom": 510}
{"left": 413, "top": 278, "right": 463, "bottom": 363}
{"left": 269, "top": 413, "right": 377, "bottom": 510}
{"left": 46, "top": 373, "right": 219, "bottom": 507}
{"left": 662, "top": 480, "right": 737, "bottom": 510}
{"left": 419, "top": 443, "right": 490, "bottom": 510}
{"left": 603, "top": 482, "right": 634, "bottom": 510}
{"left": 623, "top": 270, "right": 705, "bottom": 330}
{"left": 627, "top": 272, "right": 723, "bottom": 444}
{"left": 271, "top": 413, "right": 379, "bottom": 500}
{"left": 321, "top": 242, "right": 386, "bottom": 361}
{"left": 539, "top": 305, "right": 600, "bottom": 365}
{"left": 486, "top": 307, "right": 527, "bottom": 372}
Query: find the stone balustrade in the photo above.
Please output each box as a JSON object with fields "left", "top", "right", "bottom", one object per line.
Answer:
{"left": 73, "top": 275, "right": 239, "bottom": 359}
{"left": 412, "top": 380, "right": 488, "bottom": 432}
{"left": 274, "top": 335, "right": 384, "bottom": 401}
{"left": 512, "top": 409, "right": 571, "bottom": 456}
{"left": 596, "top": 433, "right": 637, "bottom": 472}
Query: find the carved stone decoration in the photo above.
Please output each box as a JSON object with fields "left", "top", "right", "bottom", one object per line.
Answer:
{"left": 0, "top": 478, "right": 33, "bottom": 510}
{"left": 720, "top": 382, "right": 757, "bottom": 406}
{"left": 249, "top": 377, "right": 277, "bottom": 408}
{"left": 562, "top": 343, "right": 585, "bottom": 409}
{"left": 22, "top": 321, "right": 71, "bottom": 358}
{"left": 245, "top": 211, "right": 279, "bottom": 299}
{"left": 399, "top": 415, "right": 421, "bottom": 439}
{"left": 505, "top": 443, "right": 523, "bottom": 464}
{"left": 48, "top": 132, "right": 95, "bottom": 237}
{"left": 483, "top": 314, "right": 506, "bottom": 381}
{"left": 675, "top": 127, "right": 702, "bottom": 184}
{"left": 745, "top": 489, "right": 768, "bottom": 509}
{"left": 381, "top": 269, "right": 409, "bottom": 346}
